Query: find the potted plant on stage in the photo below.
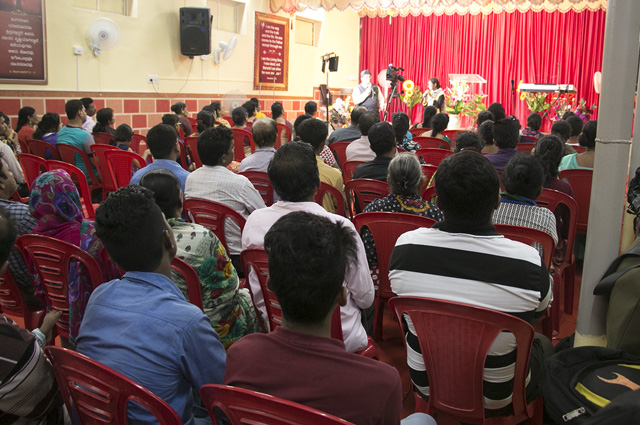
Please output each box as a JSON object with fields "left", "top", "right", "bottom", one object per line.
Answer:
{"left": 445, "top": 80, "right": 487, "bottom": 128}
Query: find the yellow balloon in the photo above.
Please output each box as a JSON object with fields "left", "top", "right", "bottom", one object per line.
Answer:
{"left": 403, "top": 80, "right": 414, "bottom": 91}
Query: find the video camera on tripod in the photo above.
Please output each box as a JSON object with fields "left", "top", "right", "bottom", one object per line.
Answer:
{"left": 386, "top": 64, "right": 405, "bottom": 85}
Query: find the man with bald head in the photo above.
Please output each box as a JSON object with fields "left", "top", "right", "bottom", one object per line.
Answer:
{"left": 238, "top": 117, "right": 278, "bottom": 173}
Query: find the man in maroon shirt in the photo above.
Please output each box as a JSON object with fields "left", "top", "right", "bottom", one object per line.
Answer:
{"left": 224, "top": 212, "right": 435, "bottom": 425}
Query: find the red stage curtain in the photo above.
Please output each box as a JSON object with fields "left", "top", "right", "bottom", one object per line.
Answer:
{"left": 360, "top": 10, "right": 605, "bottom": 127}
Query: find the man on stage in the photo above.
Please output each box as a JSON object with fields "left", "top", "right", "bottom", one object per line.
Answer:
{"left": 352, "top": 70, "right": 385, "bottom": 113}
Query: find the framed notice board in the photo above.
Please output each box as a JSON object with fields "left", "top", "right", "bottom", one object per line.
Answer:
{"left": 0, "top": 0, "right": 47, "bottom": 84}
{"left": 254, "top": 12, "right": 288, "bottom": 91}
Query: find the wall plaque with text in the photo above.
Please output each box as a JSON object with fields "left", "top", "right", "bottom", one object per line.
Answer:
{"left": 254, "top": 12, "right": 288, "bottom": 91}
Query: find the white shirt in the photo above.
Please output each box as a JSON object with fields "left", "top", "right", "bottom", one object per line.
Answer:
{"left": 242, "top": 201, "right": 374, "bottom": 352}
{"left": 345, "top": 136, "right": 376, "bottom": 163}
{"left": 82, "top": 115, "right": 95, "bottom": 133}
{"left": 185, "top": 165, "right": 266, "bottom": 255}
{"left": 0, "top": 142, "right": 25, "bottom": 184}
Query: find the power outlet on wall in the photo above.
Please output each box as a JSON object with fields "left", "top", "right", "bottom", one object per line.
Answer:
{"left": 147, "top": 74, "right": 159, "bottom": 84}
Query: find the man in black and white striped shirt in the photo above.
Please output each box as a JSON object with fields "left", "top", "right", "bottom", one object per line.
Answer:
{"left": 389, "top": 151, "right": 552, "bottom": 415}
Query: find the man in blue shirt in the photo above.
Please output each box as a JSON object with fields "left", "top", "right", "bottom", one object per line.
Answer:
{"left": 76, "top": 185, "right": 225, "bottom": 425}
{"left": 57, "top": 99, "right": 96, "bottom": 177}
{"left": 130, "top": 123, "right": 190, "bottom": 192}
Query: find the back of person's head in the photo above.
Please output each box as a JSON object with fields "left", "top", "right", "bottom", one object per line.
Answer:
{"left": 201, "top": 105, "right": 215, "bottom": 114}
{"left": 198, "top": 126, "right": 233, "bottom": 166}
{"left": 95, "top": 108, "right": 113, "bottom": 126}
{"left": 298, "top": 118, "right": 328, "bottom": 151}
{"left": 551, "top": 120, "right": 571, "bottom": 142}
{"left": 562, "top": 111, "right": 576, "bottom": 120}
{"left": 430, "top": 113, "right": 449, "bottom": 137}
{"left": 211, "top": 101, "right": 223, "bottom": 115}
{"left": 478, "top": 120, "right": 495, "bottom": 146}
{"left": 113, "top": 124, "right": 134, "bottom": 143}
{"left": 579, "top": 120, "right": 597, "bottom": 148}
{"left": 454, "top": 131, "right": 483, "bottom": 153}
{"left": 293, "top": 114, "right": 312, "bottom": 137}
{"left": 33, "top": 112, "right": 60, "bottom": 139}
{"left": 242, "top": 101, "right": 256, "bottom": 118}
{"left": 567, "top": 116, "right": 584, "bottom": 137}
{"left": 0, "top": 206, "right": 16, "bottom": 268}
{"left": 304, "top": 101, "right": 317, "bottom": 116}
{"left": 252, "top": 117, "right": 278, "bottom": 148}
{"left": 231, "top": 107, "right": 247, "bottom": 126}
{"left": 534, "top": 135, "right": 564, "bottom": 184}
{"left": 358, "top": 112, "right": 380, "bottom": 136}
{"left": 139, "top": 169, "right": 182, "bottom": 219}
{"left": 524, "top": 113, "right": 541, "bottom": 132}
{"left": 16, "top": 106, "right": 35, "bottom": 131}
{"left": 250, "top": 97, "right": 260, "bottom": 111}
{"left": 492, "top": 118, "right": 519, "bottom": 149}
{"left": 435, "top": 151, "right": 499, "bottom": 225}
{"left": 422, "top": 105, "right": 437, "bottom": 128}
{"left": 65, "top": 99, "right": 84, "bottom": 120}
{"left": 146, "top": 123, "right": 177, "bottom": 159}
{"left": 476, "top": 110, "right": 494, "bottom": 127}
{"left": 196, "top": 110, "right": 214, "bottom": 134}
{"left": 268, "top": 141, "right": 318, "bottom": 202}
{"left": 391, "top": 112, "right": 410, "bottom": 144}
{"left": 95, "top": 185, "right": 169, "bottom": 272}
{"left": 487, "top": 102, "right": 506, "bottom": 121}
{"left": 80, "top": 97, "right": 93, "bottom": 111}
{"left": 271, "top": 102, "right": 284, "bottom": 120}
{"left": 502, "top": 153, "right": 545, "bottom": 199}
{"left": 171, "top": 102, "right": 186, "bottom": 114}
{"left": 350, "top": 106, "right": 367, "bottom": 126}
{"left": 264, "top": 211, "right": 357, "bottom": 325}
{"left": 368, "top": 122, "right": 396, "bottom": 156}
{"left": 387, "top": 153, "right": 423, "bottom": 196}
{"left": 162, "top": 113, "right": 180, "bottom": 128}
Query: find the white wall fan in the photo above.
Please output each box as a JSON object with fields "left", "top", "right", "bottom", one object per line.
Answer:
{"left": 87, "top": 18, "right": 121, "bottom": 56}
{"left": 213, "top": 37, "right": 237, "bottom": 65}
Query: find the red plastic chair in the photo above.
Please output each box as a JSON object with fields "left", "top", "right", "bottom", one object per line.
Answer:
{"left": 416, "top": 148, "right": 454, "bottom": 166}
{"left": 184, "top": 136, "right": 202, "bottom": 169}
{"left": 183, "top": 198, "right": 246, "bottom": 255}
{"left": 200, "top": 384, "right": 354, "bottom": 425}
{"left": 441, "top": 129, "right": 462, "bottom": 143}
{"left": 520, "top": 135, "right": 538, "bottom": 144}
{"left": 276, "top": 123, "right": 291, "bottom": 147}
{"left": 231, "top": 128, "right": 255, "bottom": 162}
{"left": 568, "top": 144, "right": 587, "bottom": 154}
{"left": 422, "top": 186, "right": 436, "bottom": 203}
{"left": 238, "top": 171, "right": 274, "bottom": 206}
{"left": 103, "top": 149, "right": 145, "bottom": 189}
{"left": 27, "top": 139, "right": 60, "bottom": 160}
{"left": 559, "top": 169, "right": 593, "bottom": 234}
{"left": 0, "top": 268, "right": 44, "bottom": 330}
{"left": 45, "top": 347, "right": 183, "bottom": 425}
{"left": 89, "top": 144, "right": 120, "bottom": 200}
{"left": 177, "top": 139, "right": 189, "bottom": 171}
{"left": 18, "top": 138, "right": 28, "bottom": 155}
{"left": 329, "top": 141, "right": 350, "bottom": 169}
{"left": 170, "top": 256, "right": 203, "bottom": 312}
{"left": 536, "top": 188, "right": 579, "bottom": 315}
{"left": 413, "top": 137, "right": 450, "bottom": 150}
{"left": 187, "top": 116, "right": 198, "bottom": 129}
{"left": 130, "top": 133, "right": 147, "bottom": 154}
{"left": 352, "top": 212, "right": 437, "bottom": 340}
{"left": 18, "top": 153, "right": 48, "bottom": 189}
{"left": 47, "top": 160, "right": 100, "bottom": 219}
{"left": 56, "top": 143, "right": 102, "bottom": 195}
{"left": 92, "top": 132, "right": 114, "bottom": 145}
{"left": 409, "top": 127, "right": 430, "bottom": 137}
{"left": 342, "top": 160, "right": 365, "bottom": 183}
{"left": 388, "top": 297, "right": 542, "bottom": 425}
{"left": 17, "top": 234, "right": 104, "bottom": 341}
{"left": 344, "top": 179, "right": 389, "bottom": 218}
{"left": 222, "top": 115, "right": 233, "bottom": 124}
{"left": 314, "top": 182, "right": 346, "bottom": 217}
{"left": 516, "top": 143, "right": 536, "bottom": 153}
{"left": 421, "top": 164, "right": 438, "bottom": 189}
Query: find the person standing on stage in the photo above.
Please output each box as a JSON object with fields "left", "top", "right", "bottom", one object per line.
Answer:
{"left": 352, "top": 70, "right": 385, "bottom": 113}
{"left": 421, "top": 77, "right": 445, "bottom": 112}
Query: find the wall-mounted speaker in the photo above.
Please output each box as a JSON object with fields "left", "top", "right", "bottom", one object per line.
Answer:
{"left": 180, "top": 7, "right": 211, "bottom": 57}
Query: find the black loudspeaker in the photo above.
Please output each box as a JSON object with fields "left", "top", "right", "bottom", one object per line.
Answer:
{"left": 328, "top": 56, "right": 339, "bottom": 72}
{"left": 180, "top": 7, "right": 211, "bottom": 57}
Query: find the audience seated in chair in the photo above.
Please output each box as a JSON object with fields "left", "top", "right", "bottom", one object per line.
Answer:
{"left": 551, "top": 119, "right": 577, "bottom": 156}
{"left": 171, "top": 101, "right": 193, "bottom": 137}
{"left": 0, "top": 115, "right": 27, "bottom": 194}
{"left": 478, "top": 120, "right": 497, "bottom": 154}
{"left": 419, "top": 113, "right": 451, "bottom": 148}
{"left": 299, "top": 118, "right": 344, "bottom": 214}
{"left": 0, "top": 207, "right": 64, "bottom": 424}
{"left": 454, "top": 131, "right": 483, "bottom": 153}
{"left": 411, "top": 105, "right": 437, "bottom": 131}
{"left": 92, "top": 107, "right": 115, "bottom": 136}
{"left": 535, "top": 135, "right": 574, "bottom": 197}
{"left": 231, "top": 106, "right": 252, "bottom": 157}
{"left": 76, "top": 185, "right": 226, "bottom": 425}
{"left": 196, "top": 110, "right": 214, "bottom": 135}
{"left": 185, "top": 126, "right": 265, "bottom": 274}
{"left": 55, "top": 100, "right": 96, "bottom": 178}
{"left": 16, "top": 106, "right": 37, "bottom": 147}
{"left": 522, "top": 112, "right": 543, "bottom": 140}
{"left": 484, "top": 118, "right": 519, "bottom": 171}
{"left": 130, "top": 123, "right": 190, "bottom": 192}
{"left": 140, "top": 169, "right": 262, "bottom": 348}
{"left": 80, "top": 97, "right": 96, "bottom": 133}
{"left": 0, "top": 153, "right": 40, "bottom": 309}
{"left": 28, "top": 170, "right": 112, "bottom": 347}
{"left": 241, "top": 141, "right": 373, "bottom": 352}
{"left": 226, "top": 211, "right": 436, "bottom": 425}
{"left": 389, "top": 150, "right": 553, "bottom": 416}
{"left": 345, "top": 112, "right": 380, "bottom": 163}
{"left": 361, "top": 154, "right": 442, "bottom": 268}
{"left": 393, "top": 112, "right": 420, "bottom": 153}
{"left": 238, "top": 118, "right": 278, "bottom": 174}
{"left": 32, "top": 112, "right": 61, "bottom": 159}
{"left": 475, "top": 110, "right": 494, "bottom": 129}
{"left": 327, "top": 106, "right": 366, "bottom": 145}
{"left": 271, "top": 102, "right": 292, "bottom": 147}
{"left": 566, "top": 116, "right": 584, "bottom": 145}
{"left": 559, "top": 120, "right": 597, "bottom": 171}
{"left": 353, "top": 121, "right": 396, "bottom": 182}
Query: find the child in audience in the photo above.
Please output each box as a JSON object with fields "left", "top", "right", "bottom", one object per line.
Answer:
{"left": 392, "top": 112, "right": 420, "bottom": 152}
{"left": 92, "top": 107, "right": 116, "bottom": 135}
{"left": 32, "top": 112, "right": 61, "bottom": 158}
{"left": 522, "top": 112, "right": 543, "bottom": 139}
{"left": 112, "top": 123, "right": 135, "bottom": 152}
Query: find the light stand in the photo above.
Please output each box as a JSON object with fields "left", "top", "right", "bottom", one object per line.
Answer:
{"left": 321, "top": 53, "right": 338, "bottom": 127}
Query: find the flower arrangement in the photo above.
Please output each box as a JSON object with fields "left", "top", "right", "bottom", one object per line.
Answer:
{"left": 401, "top": 80, "right": 423, "bottom": 108}
{"left": 521, "top": 92, "right": 550, "bottom": 113}
{"left": 329, "top": 97, "right": 352, "bottom": 126}
{"left": 575, "top": 98, "right": 597, "bottom": 123}
{"left": 444, "top": 80, "right": 487, "bottom": 116}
